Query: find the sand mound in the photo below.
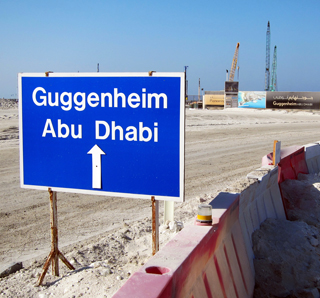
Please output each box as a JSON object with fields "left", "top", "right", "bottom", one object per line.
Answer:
{"left": 253, "top": 173, "right": 320, "bottom": 297}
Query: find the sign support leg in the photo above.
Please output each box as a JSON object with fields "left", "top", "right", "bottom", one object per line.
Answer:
{"left": 38, "top": 189, "right": 75, "bottom": 286}
{"left": 164, "top": 201, "right": 174, "bottom": 223}
{"left": 151, "top": 196, "right": 159, "bottom": 255}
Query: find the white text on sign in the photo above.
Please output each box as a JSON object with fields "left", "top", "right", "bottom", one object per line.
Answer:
{"left": 32, "top": 87, "right": 168, "bottom": 111}
{"left": 42, "top": 119, "right": 159, "bottom": 142}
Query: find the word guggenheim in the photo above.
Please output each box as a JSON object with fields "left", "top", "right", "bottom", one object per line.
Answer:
{"left": 32, "top": 87, "right": 168, "bottom": 110}
{"left": 32, "top": 87, "right": 168, "bottom": 143}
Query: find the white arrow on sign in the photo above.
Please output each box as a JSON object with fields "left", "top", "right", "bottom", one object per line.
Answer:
{"left": 87, "top": 145, "right": 106, "bottom": 189}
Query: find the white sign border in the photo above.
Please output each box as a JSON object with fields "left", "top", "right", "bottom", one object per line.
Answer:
{"left": 18, "top": 72, "right": 185, "bottom": 202}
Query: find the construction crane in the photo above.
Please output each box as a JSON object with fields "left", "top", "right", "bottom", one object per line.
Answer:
{"left": 269, "top": 46, "right": 277, "bottom": 91}
{"left": 265, "top": 21, "right": 271, "bottom": 91}
{"left": 229, "top": 42, "right": 240, "bottom": 81}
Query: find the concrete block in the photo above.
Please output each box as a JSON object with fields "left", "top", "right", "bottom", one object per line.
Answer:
{"left": 249, "top": 201, "right": 260, "bottom": 231}
{"left": 255, "top": 172, "right": 270, "bottom": 195}
{"left": 304, "top": 143, "right": 320, "bottom": 160}
{"left": 246, "top": 167, "right": 271, "bottom": 181}
{"left": 223, "top": 233, "right": 248, "bottom": 298}
{"left": 263, "top": 189, "right": 277, "bottom": 219}
{"left": 209, "top": 192, "right": 238, "bottom": 222}
{"left": 269, "top": 183, "right": 286, "bottom": 219}
{"left": 304, "top": 144, "right": 319, "bottom": 173}
{"left": 214, "top": 247, "right": 237, "bottom": 298}
{"left": 242, "top": 208, "right": 254, "bottom": 247}
{"left": 238, "top": 213, "right": 255, "bottom": 270}
{"left": 306, "top": 158, "right": 317, "bottom": 174}
{"left": 267, "top": 166, "right": 279, "bottom": 187}
{"left": 239, "top": 183, "right": 257, "bottom": 212}
{"left": 256, "top": 193, "right": 267, "bottom": 224}
{"left": 232, "top": 221, "right": 255, "bottom": 294}
{"left": 190, "top": 274, "right": 208, "bottom": 298}
{"left": 204, "top": 258, "right": 225, "bottom": 298}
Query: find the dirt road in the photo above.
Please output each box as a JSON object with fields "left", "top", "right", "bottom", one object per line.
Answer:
{"left": 1, "top": 107, "right": 320, "bottom": 269}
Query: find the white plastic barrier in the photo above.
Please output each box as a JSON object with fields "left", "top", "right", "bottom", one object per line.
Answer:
{"left": 209, "top": 192, "right": 255, "bottom": 297}
{"left": 114, "top": 164, "right": 287, "bottom": 298}
{"left": 114, "top": 193, "right": 256, "bottom": 298}
{"left": 241, "top": 166, "right": 286, "bottom": 274}
{"left": 113, "top": 141, "right": 320, "bottom": 297}
{"left": 304, "top": 142, "right": 320, "bottom": 174}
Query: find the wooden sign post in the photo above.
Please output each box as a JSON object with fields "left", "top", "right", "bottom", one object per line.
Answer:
{"left": 38, "top": 189, "right": 75, "bottom": 286}
{"left": 151, "top": 196, "right": 159, "bottom": 255}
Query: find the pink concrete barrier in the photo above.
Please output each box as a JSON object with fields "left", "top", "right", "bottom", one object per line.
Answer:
{"left": 239, "top": 166, "right": 286, "bottom": 276}
{"left": 261, "top": 145, "right": 302, "bottom": 166}
{"left": 114, "top": 144, "right": 312, "bottom": 298}
{"left": 304, "top": 143, "right": 320, "bottom": 174}
{"left": 278, "top": 147, "right": 308, "bottom": 184}
{"left": 113, "top": 193, "right": 254, "bottom": 298}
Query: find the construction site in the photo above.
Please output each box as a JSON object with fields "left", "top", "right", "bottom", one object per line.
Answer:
{"left": 2, "top": 17, "right": 320, "bottom": 298}
{"left": 188, "top": 21, "right": 319, "bottom": 111}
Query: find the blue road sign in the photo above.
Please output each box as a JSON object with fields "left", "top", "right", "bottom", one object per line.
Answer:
{"left": 19, "top": 72, "right": 185, "bottom": 202}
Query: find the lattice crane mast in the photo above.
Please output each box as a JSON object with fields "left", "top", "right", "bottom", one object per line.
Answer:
{"left": 265, "top": 21, "right": 271, "bottom": 91}
{"left": 229, "top": 42, "right": 240, "bottom": 81}
{"left": 270, "top": 46, "right": 278, "bottom": 91}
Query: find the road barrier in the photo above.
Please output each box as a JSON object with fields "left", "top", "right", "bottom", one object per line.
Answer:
{"left": 113, "top": 142, "right": 318, "bottom": 298}
{"left": 240, "top": 165, "right": 286, "bottom": 275}
{"left": 304, "top": 142, "right": 320, "bottom": 174}
{"left": 277, "top": 147, "right": 308, "bottom": 184}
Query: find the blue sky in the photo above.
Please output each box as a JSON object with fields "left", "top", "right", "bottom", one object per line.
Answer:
{"left": 1, "top": 0, "right": 320, "bottom": 98}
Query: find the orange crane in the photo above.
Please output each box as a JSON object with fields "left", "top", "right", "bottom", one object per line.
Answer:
{"left": 229, "top": 42, "right": 240, "bottom": 81}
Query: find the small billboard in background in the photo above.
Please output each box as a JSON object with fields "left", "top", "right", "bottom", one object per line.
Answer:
{"left": 238, "top": 91, "right": 266, "bottom": 108}
{"left": 204, "top": 91, "right": 224, "bottom": 106}
{"left": 266, "top": 92, "right": 320, "bottom": 109}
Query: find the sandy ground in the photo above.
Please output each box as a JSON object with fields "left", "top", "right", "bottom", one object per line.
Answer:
{"left": 1, "top": 100, "right": 320, "bottom": 297}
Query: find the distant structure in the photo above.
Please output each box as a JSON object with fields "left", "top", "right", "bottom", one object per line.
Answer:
{"left": 270, "top": 46, "right": 278, "bottom": 91}
{"left": 229, "top": 42, "right": 240, "bottom": 82}
{"left": 265, "top": 21, "right": 271, "bottom": 91}
{"left": 184, "top": 66, "right": 189, "bottom": 100}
